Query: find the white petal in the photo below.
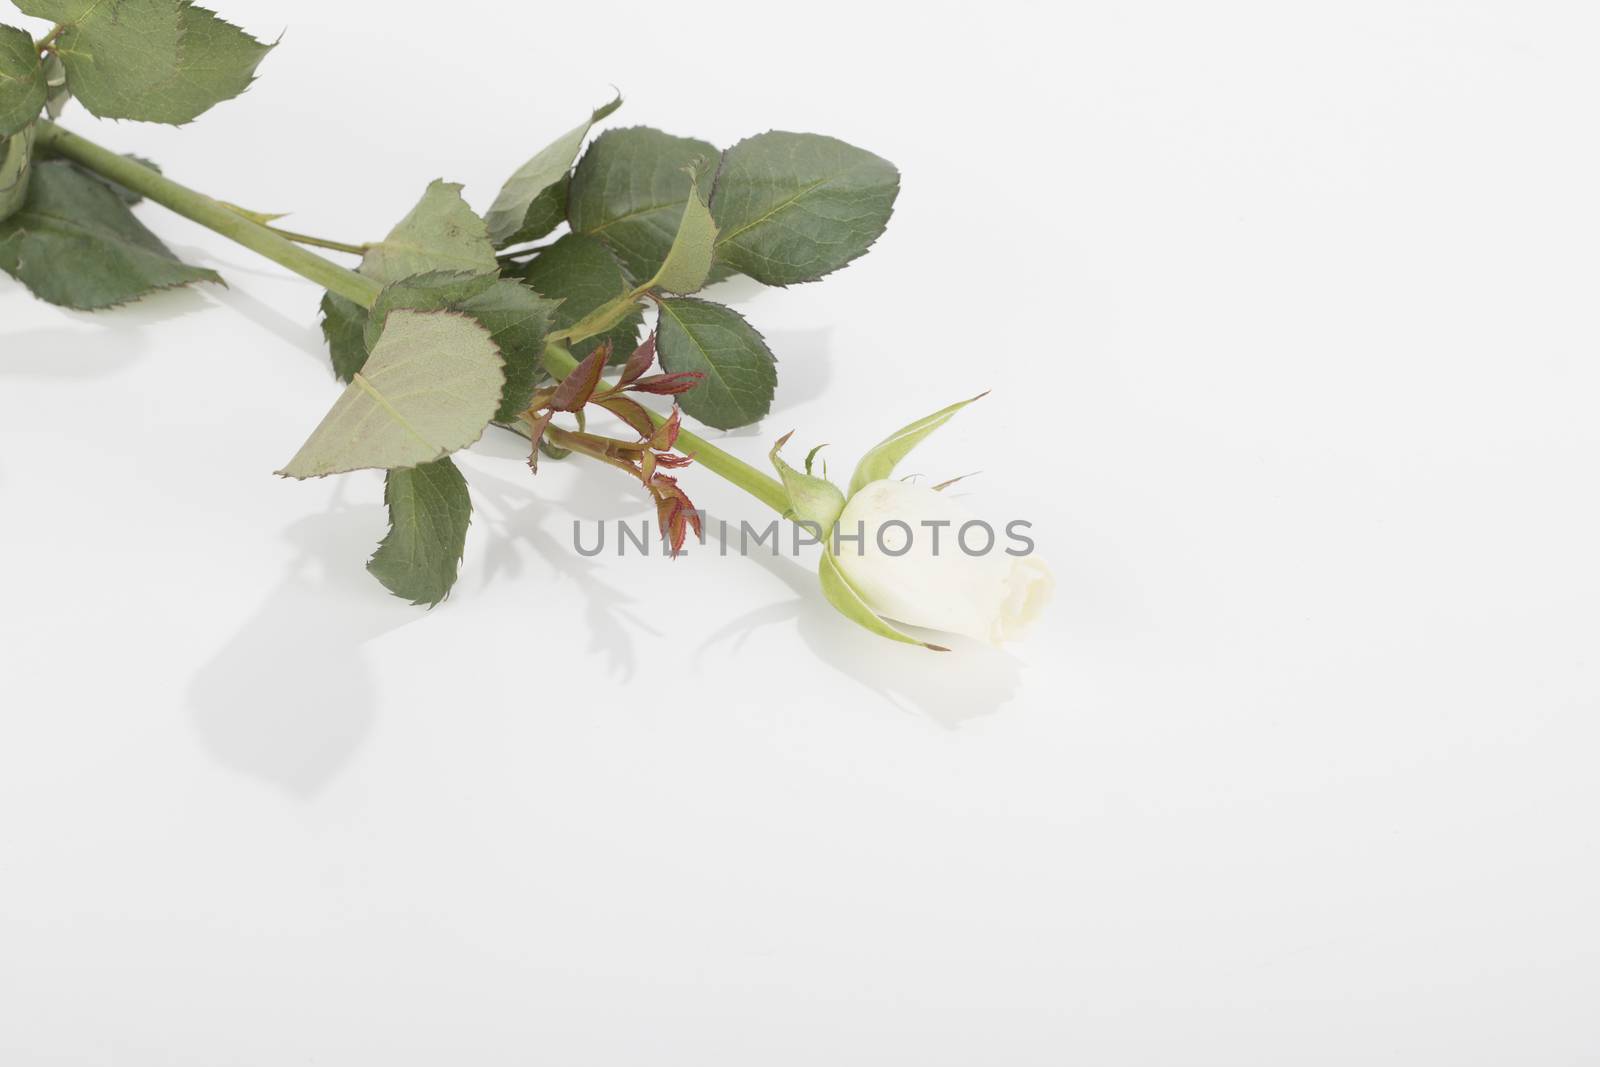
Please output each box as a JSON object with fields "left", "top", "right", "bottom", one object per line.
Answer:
{"left": 832, "top": 480, "right": 1052, "bottom": 645}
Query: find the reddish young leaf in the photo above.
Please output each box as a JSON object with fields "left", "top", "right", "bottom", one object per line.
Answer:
{"left": 628, "top": 370, "right": 704, "bottom": 396}
{"left": 597, "top": 395, "right": 655, "bottom": 439}
{"left": 549, "top": 340, "right": 612, "bottom": 411}
{"left": 524, "top": 411, "right": 554, "bottom": 472}
{"left": 650, "top": 404, "right": 683, "bottom": 451}
{"left": 618, "top": 332, "right": 658, "bottom": 387}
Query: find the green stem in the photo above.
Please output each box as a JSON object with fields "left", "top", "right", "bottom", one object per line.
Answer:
{"left": 33, "top": 121, "right": 789, "bottom": 516}
{"left": 34, "top": 121, "right": 381, "bottom": 309}
{"left": 265, "top": 227, "right": 369, "bottom": 256}
{"left": 543, "top": 343, "right": 789, "bottom": 515}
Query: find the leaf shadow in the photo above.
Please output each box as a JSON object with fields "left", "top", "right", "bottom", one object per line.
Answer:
{"left": 0, "top": 286, "right": 214, "bottom": 379}
{"left": 186, "top": 490, "right": 416, "bottom": 798}
{"left": 692, "top": 512, "right": 1025, "bottom": 728}
{"left": 463, "top": 460, "right": 659, "bottom": 683}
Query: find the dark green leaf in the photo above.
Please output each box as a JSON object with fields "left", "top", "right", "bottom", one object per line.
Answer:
{"left": 319, "top": 290, "right": 369, "bottom": 382}
{"left": 368, "top": 457, "right": 472, "bottom": 607}
{"left": 567, "top": 126, "right": 719, "bottom": 281}
{"left": 486, "top": 94, "right": 621, "bottom": 248}
{"left": 517, "top": 232, "right": 641, "bottom": 363}
{"left": 364, "top": 271, "right": 499, "bottom": 351}
{"left": 0, "top": 24, "right": 46, "bottom": 137}
{"left": 710, "top": 131, "right": 898, "bottom": 285}
{"left": 0, "top": 158, "right": 220, "bottom": 309}
{"left": 654, "top": 297, "right": 777, "bottom": 430}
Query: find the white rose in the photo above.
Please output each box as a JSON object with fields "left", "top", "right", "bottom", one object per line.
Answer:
{"left": 831, "top": 478, "right": 1053, "bottom": 646}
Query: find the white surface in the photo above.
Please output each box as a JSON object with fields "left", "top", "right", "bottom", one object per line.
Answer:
{"left": 3, "top": 1, "right": 1598, "bottom": 1063}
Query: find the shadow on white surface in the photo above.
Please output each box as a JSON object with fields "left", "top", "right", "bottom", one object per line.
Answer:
{"left": 467, "top": 464, "right": 661, "bottom": 682}
{"left": 694, "top": 513, "right": 1024, "bottom": 728}
{"left": 0, "top": 289, "right": 211, "bottom": 378}
{"left": 187, "top": 492, "right": 414, "bottom": 797}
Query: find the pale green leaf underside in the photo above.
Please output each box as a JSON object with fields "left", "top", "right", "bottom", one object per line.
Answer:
{"left": 818, "top": 550, "right": 944, "bottom": 650}
{"left": 278, "top": 309, "right": 504, "bottom": 479}
{"left": 647, "top": 178, "right": 716, "bottom": 295}
{"left": 0, "top": 157, "right": 220, "bottom": 309}
{"left": 369, "top": 456, "right": 472, "bottom": 607}
{"left": 486, "top": 94, "right": 620, "bottom": 247}
{"left": 567, "top": 126, "right": 719, "bottom": 281}
{"left": 847, "top": 394, "right": 984, "bottom": 498}
{"left": 711, "top": 131, "right": 899, "bottom": 286}
{"left": 654, "top": 296, "right": 777, "bottom": 430}
{"left": 0, "top": 25, "right": 46, "bottom": 137}
{"left": 360, "top": 179, "right": 499, "bottom": 285}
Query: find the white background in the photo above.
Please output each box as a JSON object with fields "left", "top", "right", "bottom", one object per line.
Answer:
{"left": 2, "top": 1, "right": 1598, "bottom": 1063}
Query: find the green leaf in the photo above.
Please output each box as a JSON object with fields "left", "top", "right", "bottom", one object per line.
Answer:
{"left": 20, "top": 1, "right": 272, "bottom": 125}
{"left": 362, "top": 272, "right": 558, "bottom": 421}
{"left": 711, "top": 131, "right": 899, "bottom": 285}
{"left": 0, "top": 25, "right": 46, "bottom": 137}
{"left": 517, "top": 232, "right": 641, "bottom": 362}
{"left": 847, "top": 394, "right": 985, "bottom": 498}
{"left": 567, "top": 126, "right": 719, "bottom": 281}
{"left": 644, "top": 177, "right": 716, "bottom": 295}
{"left": 486, "top": 94, "right": 621, "bottom": 248}
{"left": 818, "top": 549, "right": 946, "bottom": 651}
{"left": 364, "top": 271, "right": 499, "bottom": 351}
{"left": 369, "top": 457, "right": 472, "bottom": 607}
{"left": 360, "top": 179, "right": 499, "bottom": 285}
{"left": 0, "top": 158, "right": 221, "bottom": 309}
{"left": 655, "top": 296, "right": 777, "bottom": 430}
{"left": 319, "top": 290, "right": 370, "bottom": 382}
{"left": 770, "top": 433, "right": 845, "bottom": 531}
{"left": 277, "top": 309, "right": 504, "bottom": 479}
{"left": 0, "top": 122, "right": 33, "bottom": 222}
{"left": 461, "top": 280, "right": 558, "bottom": 421}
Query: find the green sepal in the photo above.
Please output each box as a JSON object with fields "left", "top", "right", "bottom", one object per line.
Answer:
{"left": 847, "top": 393, "right": 987, "bottom": 498}
{"left": 769, "top": 432, "right": 845, "bottom": 532}
{"left": 818, "top": 550, "right": 947, "bottom": 651}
